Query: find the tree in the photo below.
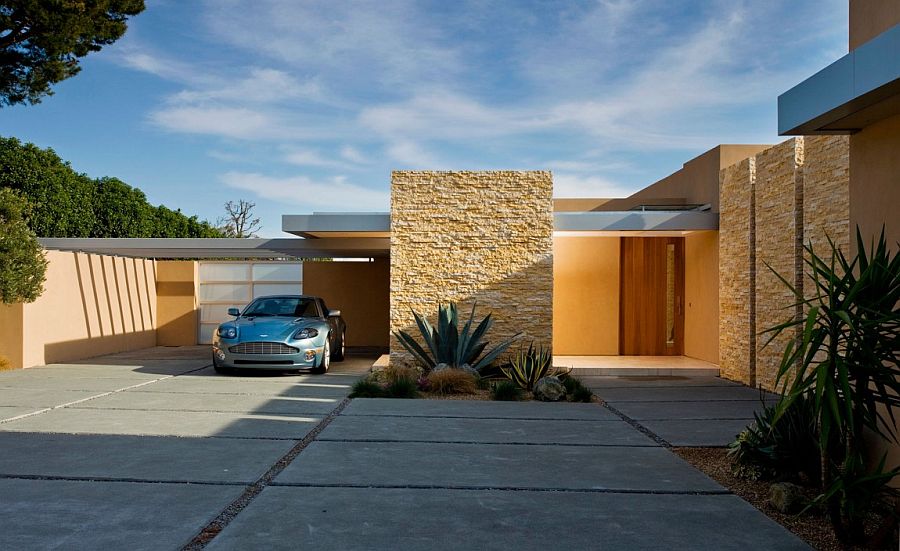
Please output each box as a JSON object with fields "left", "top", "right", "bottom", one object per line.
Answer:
{"left": 92, "top": 176, "right": 152, "bottom": 237}
{"left": 0, "top": 188, "right": 47, "bottom": 303}
{"left": 0, "top": 0, "right": 145, "bottom": 106}
{"left": 217, "top": 199, "right": 261, "bottom": 238}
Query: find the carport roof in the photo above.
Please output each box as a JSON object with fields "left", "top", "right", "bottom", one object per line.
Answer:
{"left": 38, "top": 237, "right": 389, "bottom": 259}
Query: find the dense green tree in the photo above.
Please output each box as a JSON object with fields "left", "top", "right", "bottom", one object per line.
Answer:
{"left": 0, "top": 188, "right": 47, "bottom": 303}
{"left": 92, "top": 176, "right": 152, "bottom": 237}
{"left": 0, "top": 0, "right": 145, "bottom": 106}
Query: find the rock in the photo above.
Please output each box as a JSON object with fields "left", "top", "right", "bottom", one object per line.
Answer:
{"left": 458, "top": 364, "right": 478, "bottom": 377}
{"left": 432, "top": 363, "right": 451, "bottom": 373}
{"left": 533, "top": 376, "right": 566, "bottom": 402}
{"left": 769, "top": 482, "right": 805, "bottom": 514}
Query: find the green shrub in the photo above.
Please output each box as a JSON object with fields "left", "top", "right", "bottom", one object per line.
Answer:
{"left": 426, "top": 369, "right": 476, "bottom": 395}
{"left": 393, "top": 302, "right": 519, "bottom": 373}
{"left": 490, "top": 380, "right": 523, "bottom": 401}
{"left": 561, "top": 376, "right": 593, "bottom": 402}
{"left": 728, "top": 393, "right": 819, "bottom": 482}
{"left": 571, "top": 386, "right": 593, "bottom": 403}
{"left": 384, "top": 377, "right": 418, "bottom": 399}
{"left": 350, "top": 378, "right": 385, "bottom": 398}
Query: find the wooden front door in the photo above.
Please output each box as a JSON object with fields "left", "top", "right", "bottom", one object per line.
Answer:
{"left": 619, "top": 237, "right": 684, "bottom": 355}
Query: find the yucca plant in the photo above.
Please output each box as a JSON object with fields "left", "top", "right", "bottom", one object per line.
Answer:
{"left": 766, "top": 228, "right": 900, "bottom": 543}
{"left": 393, "top": 302, "right": 520, "bottom": 373}
{"left": 501, "top": 342, "right": 556, "bottom": 391}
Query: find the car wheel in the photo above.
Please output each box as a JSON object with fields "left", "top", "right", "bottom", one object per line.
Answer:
{"left": 313, "top": 337, "right": 330, "bottom": 374}
{"left": 333, "top": 330, "right": 346, "bottom": 362}
{"left": 212, "top": 353, "right": 233, "bottom": 375}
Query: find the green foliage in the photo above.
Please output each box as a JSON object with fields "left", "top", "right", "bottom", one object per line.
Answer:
{"left": 0, "top": 188, "right": 46, "bottom": 303}
{"left": 393, "top": 302, "right": 519, "bottom": 373}
{"left": 728, "top": 393, "right": 819, "bottom": 482}
{"left": 501, "top": 342, "right": 557, "bottom": 391}
{"left": 766, "top": 229, "right": 900, "bottom": 543}
{"left": 561, "top": 375, "right": 593, "bottom": 402}
{"left": 0, "top": 137, "right": 222, "bottom": 237}
{"left": 384, "top": 377, "right": 418, "bottom": 399}
{"left": 0, "top": 0, "right": 145, "bottom": 106}
{"left": 490, "top": 380, "right": 523, "bottom": 401}
{"left": 350, "top": 378, "right": 385, "bottom": 398}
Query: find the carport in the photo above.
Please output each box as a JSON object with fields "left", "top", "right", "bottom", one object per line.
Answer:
{"left": 0, "top": 237, "right": 389, "bottom": 370}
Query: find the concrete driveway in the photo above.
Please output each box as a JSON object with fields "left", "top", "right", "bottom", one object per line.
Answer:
{"left": 0, "top": 349, "right": 806, "bottom": 550}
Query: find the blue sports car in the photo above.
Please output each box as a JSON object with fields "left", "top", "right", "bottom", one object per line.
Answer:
{"left": 212, "top": 295, "right": 347, "bottom": 374}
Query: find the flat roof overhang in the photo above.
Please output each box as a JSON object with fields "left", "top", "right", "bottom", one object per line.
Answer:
{"left": 778, "top": 23, "right": 900, "bottom": 135}
{"left": 38, "top": 238, "right": 390, "bottom": 259}
{"left": 283, "top": 210, "right": 719, "bottom": 236}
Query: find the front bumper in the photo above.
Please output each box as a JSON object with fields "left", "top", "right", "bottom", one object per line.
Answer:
{"left": 213, "top": 342, "right": 325, "bottom": 370}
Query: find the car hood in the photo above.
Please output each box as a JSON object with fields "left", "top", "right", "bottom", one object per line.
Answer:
{"left": 231, "top": 317, "right": 313, "bottom": 341}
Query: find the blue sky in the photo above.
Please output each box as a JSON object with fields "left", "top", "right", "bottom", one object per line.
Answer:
{"left": 1, "top": 0, "right": 847, "bottom": 237}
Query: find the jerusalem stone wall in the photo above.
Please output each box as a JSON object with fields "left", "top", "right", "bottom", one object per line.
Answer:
{"left": 718, "top": 158, "right": 755, "bottom": 385}
{"left": 719, "top": 136, "right": 849, "bottom": 392}
{"left": 389, "top": 171, "right": 553, "bottom": 367}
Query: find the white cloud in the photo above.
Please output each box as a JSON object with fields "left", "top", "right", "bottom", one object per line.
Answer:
{"left": 552, "top": 174, "right": 636, "bottom": 199}
{"left": 339, "top": 146, "right": 368, "bottom": 165}
{"left": 219, "top": 171, "right": 389, "bottom": 212}
{"left": 149, "top": 106, "right": 277, "bottom": 140}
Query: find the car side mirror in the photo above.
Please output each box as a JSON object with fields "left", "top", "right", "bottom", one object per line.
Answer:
{"left": 328, "top": 309, "right": 341, "bottom": 318}
{"left": 227, "top": 307, "right": 240, "bottom": 317}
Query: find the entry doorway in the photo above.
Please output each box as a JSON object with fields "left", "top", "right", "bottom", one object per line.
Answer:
{"left": 619, "top": 237, "right": 684, "bottom": 355}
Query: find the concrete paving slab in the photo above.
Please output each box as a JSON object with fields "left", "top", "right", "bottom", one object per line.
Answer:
{"left": 0, "top": 406, "right": 44, "bottom": 420}
{"left": 637, "top": 418, "right": 754, "bottom": 447}
{"left": 0, "top": 376, "right": 164, "bottom": 392}
{"left": 5, "top": 362, "right": 204, "bottom": 377}
{"left": 128, "top": 376, "right": 353, "bottom": 397}
{"left": 596, "top": 385, "right": 779, "bottom": 403}
{"left": 581, "top": 375, "right": 742, "bottom": 389}
{"left": 0, "top": 407, "right": 324, "bottom": 439}
{"left": 0, "top": 478, "right": 244, "bottom": 551}
{"left": 209, "top": 487, "right": 809, "bottom": 551}
{"left": 612, "top": 399, "right": 770, "bottom": 420}
{"left": 0, "top": 432, "right": 293, "bottom": 483}
{"left": 275, "top": 441, "right": 721, "bottom": 492}
{"left": 319, "top": 415, "right": 657, "bottom": 446}
{"left": 343, "top": 398, "right": 617, "bottom": 420}
{"left": 71, "top": 389, "right": 343, "bottom": 414}
{"left": 0, "top": 388, "right": 102, "bottom": 408}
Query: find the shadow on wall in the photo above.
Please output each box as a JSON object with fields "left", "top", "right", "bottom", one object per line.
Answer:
{"left": 389, "top": 257, "right": 554, "bottom": 368}
{"left": 19, "top": 251, "right": 157, "bottom": 368}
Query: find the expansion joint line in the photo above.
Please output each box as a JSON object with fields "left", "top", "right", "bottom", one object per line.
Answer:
{"left": 599, "top": 401, "right": 671, "bottom": 448}
{"left": 181, "top": 397, "right": 352, "bottom": 550}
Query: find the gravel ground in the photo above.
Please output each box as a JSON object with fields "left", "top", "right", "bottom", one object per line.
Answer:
{"left": 673, "top": 447, "right": 896, "bottom": 551}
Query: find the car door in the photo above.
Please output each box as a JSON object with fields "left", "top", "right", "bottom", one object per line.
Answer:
{"left": 318, "top": 299, "right": 339, "bottom": 341}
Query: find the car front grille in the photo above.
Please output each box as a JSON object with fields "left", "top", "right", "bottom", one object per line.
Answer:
{"left": 229, "top": 342, "right": 299, "bottom": 355}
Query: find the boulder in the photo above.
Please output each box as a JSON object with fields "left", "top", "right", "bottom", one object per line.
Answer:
{"left": 769, "top": 482, "right": 805, "bottom": 514}
{"left": 432, "top": 363, "right": 451, "bottom": 373}
{"left": 533, "top": 376, "right": 566, "bottom": 402}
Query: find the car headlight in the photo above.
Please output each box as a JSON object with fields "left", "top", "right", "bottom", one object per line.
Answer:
{"left": 293, "top": 327, "right": 319, "bottom": 340}
{"left": 218, "top": 326, "right": 237, "bottom": 339}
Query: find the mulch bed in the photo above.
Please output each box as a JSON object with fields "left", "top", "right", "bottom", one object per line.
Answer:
{"left": 673, "top": 447, "right": 888, "bottom": 551}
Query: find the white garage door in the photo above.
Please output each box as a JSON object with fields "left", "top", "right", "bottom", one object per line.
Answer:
{"left": 198, "top": 261, "right": 303, "bottom": 344}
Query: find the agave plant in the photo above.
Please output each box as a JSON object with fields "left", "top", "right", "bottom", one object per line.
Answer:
{"left": 501, "top": 342, "right": 559, "bottom": 391}
{"left": 393, "top": 302, "right": 519, "bottom": 373}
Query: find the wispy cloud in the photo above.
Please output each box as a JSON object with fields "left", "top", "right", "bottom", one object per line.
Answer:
{"left": 220, "top": 171, "right": 389, "bottom": 211}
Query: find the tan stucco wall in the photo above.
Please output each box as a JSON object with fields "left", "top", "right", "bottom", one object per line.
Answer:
{"left": 390, "top": 171, "right": 554, "bottom": 366}
{"left": 684, "top": 231, "right": 719, "bottom": 364}
{"left": 303, "top": 258, "right": 390, "bottom": 348}
{"left": 14, "top": 251, "right": 157, "bottom": 368}
{"left": 719, "top": 136, "right": 850, "bottom": 391}
{"left": 156, "top": 261, "right": 198, "bottom": 346}
{"left": 850, "top": 0, "right": 900, "bottom": 50}
{"left": 849, "top": 113, "right": 900, "bottom": 253}
{"left": 552, "top": 236, "right": 619, "bottom": 355}
{"left": 0, "top": 303, "right": 24, "bottom": 369}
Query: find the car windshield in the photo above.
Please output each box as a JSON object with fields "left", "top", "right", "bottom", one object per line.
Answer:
{"left": 242, "top": 297, "right": 317, "bottom": 318}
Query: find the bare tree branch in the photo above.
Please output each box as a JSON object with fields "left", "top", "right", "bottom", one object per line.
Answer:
{"left": 216, "top": 199, "right": 261, "bottom": 238}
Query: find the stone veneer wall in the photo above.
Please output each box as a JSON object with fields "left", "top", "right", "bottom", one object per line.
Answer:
{"left": 389, "top": 171, "right": 554, "bottom": 367}
{"left": 719, "top": 136, "right": 849, "bottom": 391}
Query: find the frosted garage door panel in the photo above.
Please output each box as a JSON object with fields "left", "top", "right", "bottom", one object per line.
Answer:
{"left": 253, "top": 283, "right": 302, "bottom": 298}
{"left": 199, "top": 284, "right": 251, "bottom": 302}
{"left": 199, "top": 263, "right": 250, "bottom": 282}
{"left": 199, "top": 324, "right": 217, "bottom": 345}
{"left": 253, "top": 263, "right": 302, "bottom": 282}
{"left": 200, "top": 304, "right": 244, "bottom": 322}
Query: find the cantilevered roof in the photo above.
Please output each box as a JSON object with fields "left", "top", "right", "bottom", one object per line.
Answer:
{"left": 778, "top": 23, "right": 900, "bottom": 135}
{"left": 39, "top": 238, "right": 389, "bottom": 259}
{"left": 283, "top": 210, "right": 719, "bottom": 235}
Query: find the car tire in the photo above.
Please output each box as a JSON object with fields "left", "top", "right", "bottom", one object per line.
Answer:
{"left": 333, "top": 330, "right": 346, "bottom": 362}
{"left": 312, "top": 337, "right": 330, "bottom": 374}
